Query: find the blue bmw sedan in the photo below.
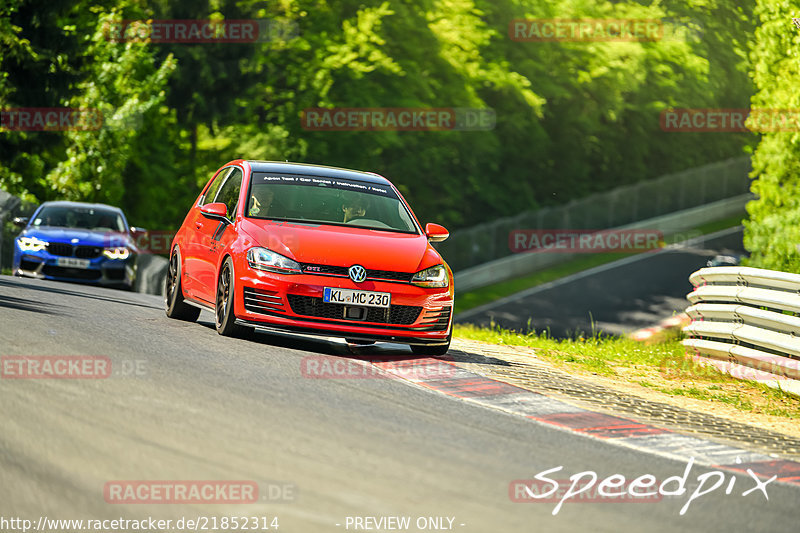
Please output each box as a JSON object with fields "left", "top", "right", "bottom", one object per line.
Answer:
{"left": 12, "top": 201, "right": 143, "bottom": 290}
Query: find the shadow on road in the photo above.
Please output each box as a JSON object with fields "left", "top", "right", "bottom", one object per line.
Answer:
{"left": 0, "top": 276, "right": 163, "bottom": 311}
{"left": 0, "top": 293, "right": 64, "bottom": 315}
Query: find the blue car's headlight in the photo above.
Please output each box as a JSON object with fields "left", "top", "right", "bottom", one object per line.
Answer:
{"left": 103, "top": 247, "right": 131, "bottom": 260}
{"left": 411, "top": 264, "right": 449, "bottom": 288}
{"left": 17, "top": 237, "right": 47, "bottom": 252}
{"left": 247, "top": 247, "right": 301, "bottom": 274}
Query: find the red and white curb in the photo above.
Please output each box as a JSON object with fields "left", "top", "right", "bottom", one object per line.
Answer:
{"left": 371, "top": 356, "right": 800, "bottom": 486}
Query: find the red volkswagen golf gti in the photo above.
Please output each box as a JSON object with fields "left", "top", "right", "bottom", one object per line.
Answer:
{"left": 166, "top": 160, "right": 453, "bottom": 355}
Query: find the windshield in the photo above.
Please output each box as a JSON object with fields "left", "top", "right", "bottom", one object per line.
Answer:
{"left": 31, "top": 205, "right": 127, "bottom": 232}
{"left": 246, "top": 173, "right": 418, "bottom": 233}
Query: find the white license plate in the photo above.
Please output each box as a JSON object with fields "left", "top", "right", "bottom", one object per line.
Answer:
{"left": 56, "top": 257, "right": 90, "bottom": 269}
{"left": 323, "top": 287, "right": 391, "bottom": 308}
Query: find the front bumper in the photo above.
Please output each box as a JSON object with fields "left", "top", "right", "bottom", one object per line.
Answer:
{"left": 232, "top": 270, "right": 453, "bottom": 344}
{"left": 13, "top": 250, "right": 137, "bottom": 289}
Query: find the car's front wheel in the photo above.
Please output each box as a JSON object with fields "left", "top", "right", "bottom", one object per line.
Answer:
{"left": 215, "top": 257, "right": 252, "bottom": 338}
{"left": 165, "top": 249, "right": 201, "bottom": 322}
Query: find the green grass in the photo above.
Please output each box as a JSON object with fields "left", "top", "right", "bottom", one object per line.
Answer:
{"left": 454, "top": 323, "right": 800, "bottom": 418}
{"left": 455, "top": 323, "right": 685, "bottom": 374}
{"left": 1, "top": 268, "right": 11, "bottom": 276}
{"left": 455, "top": 215, "right": 745, "bottom": 314}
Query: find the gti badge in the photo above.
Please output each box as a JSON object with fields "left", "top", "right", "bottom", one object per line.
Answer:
{"left": 348, "top": 264, "right": 367, "bottom": 283}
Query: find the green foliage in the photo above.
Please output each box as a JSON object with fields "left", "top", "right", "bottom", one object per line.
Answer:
{"left": 1, "top": 0, "right": 757, "bottom": 233}
{"left": 743, "top": 0, "right": 800, "bottom": 272}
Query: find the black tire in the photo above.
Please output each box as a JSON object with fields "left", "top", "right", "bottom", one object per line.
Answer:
{"left": 215, "top": 257, "right": 252, "bottom": 337}
{"left": 165, "top": 249, "right": 201, "bottom": 321}
{"left": 410, "top": 333, "right": 451, "bottom": 356}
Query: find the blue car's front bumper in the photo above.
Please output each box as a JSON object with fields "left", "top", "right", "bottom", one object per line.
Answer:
{"left": 13, "top": 243, "right": 137, "bottom": 289}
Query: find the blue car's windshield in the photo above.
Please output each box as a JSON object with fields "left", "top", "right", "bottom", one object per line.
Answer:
{"left": 32, "top": 205, "right": 126, "bottom": 232}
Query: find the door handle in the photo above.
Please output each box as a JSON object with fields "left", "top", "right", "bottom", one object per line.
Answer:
{"left": 195, "top": 221, "right": 203, "bottom": 229}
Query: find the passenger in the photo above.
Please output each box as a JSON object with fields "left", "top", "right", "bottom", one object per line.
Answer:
{"left": 342, "top": 196, "right": 367, "bottom": 223}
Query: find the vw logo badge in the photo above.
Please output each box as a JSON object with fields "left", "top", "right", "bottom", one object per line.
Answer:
{"left": 348, "top": 264, "right": 367, "bottom": 283}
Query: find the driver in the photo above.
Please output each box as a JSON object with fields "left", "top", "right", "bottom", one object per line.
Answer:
{"left": 249, "top": 188, "right": 276, "bottom": 217}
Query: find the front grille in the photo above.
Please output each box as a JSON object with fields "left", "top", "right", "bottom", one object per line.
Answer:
{"left": 75, "top": 245, "right": 102, "bottom": 259}
{"left": 47, "top": 243, "right": 73, "bottom": 257}
{"left": 413, "top": 306, "right": 452, "bottom": 331}
{"left": 300, "top": 263, "right": 413, "bottom": 283}
{"left": 243, "top": 287, "right": 286, "bottom": 314}
{"left": 42, "top": 265, "right": 101, "bottom": 280}
{"left": 287, "top": 294, "right": 421, "bottom": 325}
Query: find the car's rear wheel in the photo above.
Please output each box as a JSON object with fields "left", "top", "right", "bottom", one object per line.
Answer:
{"left": 215, "top": 257, "right": 252, "bottom": 337}
{"left": 165, "top": 249, "right": 201, "bottom": 321}
{"left": 410, "top": 333, "right": 451, "bottom": 356}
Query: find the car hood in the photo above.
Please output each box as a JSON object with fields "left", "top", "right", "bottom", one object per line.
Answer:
{"left": 21, "top": 227, "right": 131, "bottom": 248}
{"left": 238, "top": 219, "right": 441, "bottom": 273}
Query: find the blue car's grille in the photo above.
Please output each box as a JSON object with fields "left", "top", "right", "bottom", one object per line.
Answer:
{"left": 45, "top": 243, "right": 102, "bottom": 259}
{"left": 47, "top": 242, "right": 73, "bottom": 257}
{"left": 76, "top": 246, "right": 103, "bottom": 259}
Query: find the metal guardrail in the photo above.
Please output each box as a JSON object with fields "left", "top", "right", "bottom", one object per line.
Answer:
{"left": 682, "top": 266, "right": 800, "bottom": 384}
{"left": 439, "top": 156, "right": 752, "bottom": 272}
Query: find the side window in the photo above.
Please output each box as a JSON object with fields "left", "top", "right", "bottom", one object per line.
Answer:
{"left": 200, "top": 168, "right": 231, "bottom": 206}
{"left": 215, "top": 168, "right": 243, "bottom": 219}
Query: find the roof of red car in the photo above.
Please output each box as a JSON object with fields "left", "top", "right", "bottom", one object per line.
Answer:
{"left": 244, "top": 160, "right": 391, "bottom": 185}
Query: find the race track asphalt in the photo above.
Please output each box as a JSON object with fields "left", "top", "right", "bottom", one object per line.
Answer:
{"left": 456, "top": 227, "right": 746, "bottom": 338}
{"left": 0, "top": 273, "right": 796, "bottom": 532}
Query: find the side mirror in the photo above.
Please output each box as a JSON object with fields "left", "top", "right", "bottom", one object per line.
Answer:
{"left": 200, "top": 202, "right": 228, "bottom": 220}
{"left": 12, "top": 217, "right": 29, "bottom": 228}
{"left": 425, "top": 223, "right": 449, "bottom": 243}
{"left": 130, "top": 226, "right": 148, "bottom": 238}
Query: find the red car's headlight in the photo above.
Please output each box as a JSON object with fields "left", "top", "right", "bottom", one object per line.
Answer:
{"left": 411, "top": 264, "right": 449, "bottom": 288}
{"left": 247, "top": 247, "right": 302, "bottom": 274}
